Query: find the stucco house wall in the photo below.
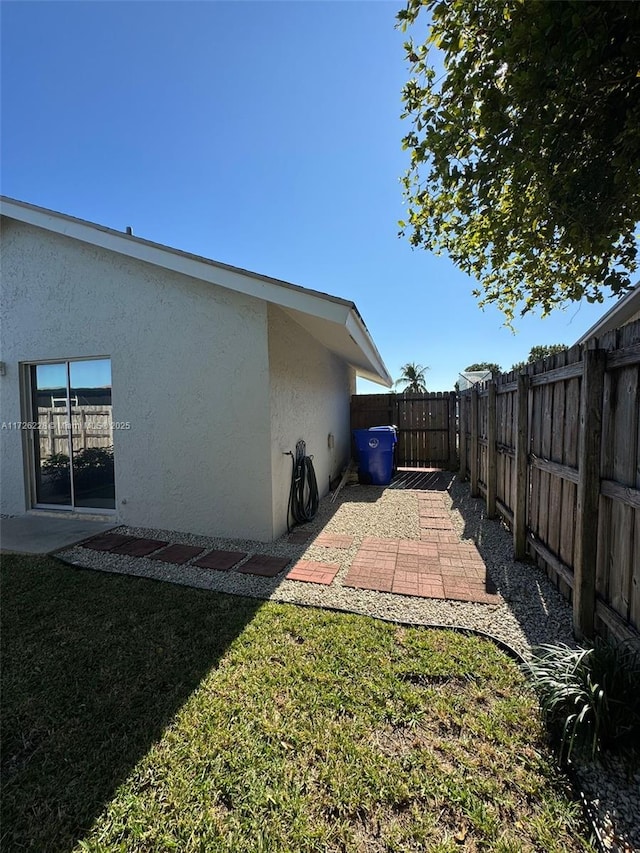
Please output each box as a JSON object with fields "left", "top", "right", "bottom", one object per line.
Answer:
{"left": 267, "top": 305, "right": 355, "bottom": 538}
{"left": 1, "top": 197, "right": 392, "bottom": 542}
{"left": 0, "top": 218, "right": 275, "bottom": 540}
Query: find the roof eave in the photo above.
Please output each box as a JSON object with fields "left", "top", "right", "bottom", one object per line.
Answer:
{"left": 575, "top": 284, "right": 640, "bottom": 344}
{"left": 0, "top": 196, "right": 392, "bottom": 386}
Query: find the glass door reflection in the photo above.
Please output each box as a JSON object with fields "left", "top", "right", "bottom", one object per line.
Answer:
{"left": 31, "top": 358, "right": 115, "bottom": 511}
{"left": 69, "top": 360, "right": 115, "bottom": 509}
{"left": 31, "top": 363, "right": 73, "bottom": 506}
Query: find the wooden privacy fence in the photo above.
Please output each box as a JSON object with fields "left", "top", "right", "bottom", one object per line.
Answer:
{"left": 351, "top": 392, "right": 457, "bottom": 468}
{"left": 459, "top": 319, "right": 640, "bottom": 643}
{"left": 36, "top": 406, "right": 113, "bottom": 456}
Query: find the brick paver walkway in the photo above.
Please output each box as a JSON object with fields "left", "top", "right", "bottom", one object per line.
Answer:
{"left": 82, "top": 486, "right": 500, "bottom": 604}
{"left": 344, "top": 534, "right": 499, "bottom": 604}
{"left": 286, "top": 560, "right": 340, "bottom": 585}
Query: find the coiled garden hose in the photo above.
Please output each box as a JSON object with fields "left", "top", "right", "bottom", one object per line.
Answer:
{"left": 286, "top": 440, "right": 319, "bottom": 532}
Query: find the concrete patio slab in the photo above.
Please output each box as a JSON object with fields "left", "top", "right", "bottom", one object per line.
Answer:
{"left": 1, "top": 514, "right": 116, "bottom": 555}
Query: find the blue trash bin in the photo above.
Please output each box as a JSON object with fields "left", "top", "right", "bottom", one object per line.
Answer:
{"left": 353, "top": 426, "right": 397, "bottom": 486}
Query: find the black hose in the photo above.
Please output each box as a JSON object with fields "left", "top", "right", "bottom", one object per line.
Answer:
{"left": 287, "top": 440, "right": 319, "bottom": 532}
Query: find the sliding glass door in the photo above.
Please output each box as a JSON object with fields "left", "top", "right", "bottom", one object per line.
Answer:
{"left": 31, "top": 359, "right": 115, "bottom": 510}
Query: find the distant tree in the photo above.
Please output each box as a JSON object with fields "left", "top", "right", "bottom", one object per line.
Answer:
{"left": 395, "top": 362, "right": 429, "bottom": 393}
{"left": 397, "top": 0, "right": 640, "bottom": 323}
{"left": 511, "top": 343, "right": 568, "bottom": 371}
{"left": 528, "top": 344, "right": 568, "bottom": 363}
{"left": 465, "top": 362, "right": 502, "bottom": 375}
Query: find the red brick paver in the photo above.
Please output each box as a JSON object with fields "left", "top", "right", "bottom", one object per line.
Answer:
{"left": 83, "top": 533, "right": 135, "bottom": 551}
{"left": 193, "top": 550, "right": 248, "bottom": 571}
{"left": 288, "top": 530, "right": 313, "bottom": 544}
{"left": 313, "top": 533, "right": 355, "bottom": 549}
{"left": 419, "top": 506, "right": 450, "bottom": 518}
{"left": 419, "top": 517, "right": 457, "bottom": 531}
{"left": 287, "top": 560, "right": 340, "bottom": 585}
{"left": 111, "top": 537, "right": 169, "bottom": 557}
{"left": 237, "top": 555, "right": 290, "bottom": 577}
{"left": 344, "top": 533, "right": 500, "bottom": 605}
{"left": 148, "top": 544, "right": 205, "bottom": 565}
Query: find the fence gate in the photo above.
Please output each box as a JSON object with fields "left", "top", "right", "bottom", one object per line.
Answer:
{"left": 350, "top": 392, "right": 458, "bottom": 468}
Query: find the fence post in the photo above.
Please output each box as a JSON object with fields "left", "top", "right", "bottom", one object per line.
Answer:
{"left": 470, "top": 387, "right": 479, "bottom": 497}
{"left": 448, "top": 391, "right": 457, "bottom": 470}
{"left": 486, "top": 381, "right": 497, "bottom": 518}
{"left": 458, "top": 393, "right": 467, "bottom": 481}
{"left": 514, "top": 374, "right": 529, "bottom": 560}
{"left": 573, "top": 348, "right": 606, "bottom": 641}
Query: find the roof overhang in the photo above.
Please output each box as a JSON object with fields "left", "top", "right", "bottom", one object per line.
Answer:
{"left": 575, "top": 283, "right": 640, "bottom": 344}
{"left": 0, "top": 196, "right": 392, "bottom": 387}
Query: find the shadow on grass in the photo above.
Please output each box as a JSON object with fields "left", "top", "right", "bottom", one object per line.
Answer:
{"left": 0, "top": 554, "right": 263, "bottom": 853}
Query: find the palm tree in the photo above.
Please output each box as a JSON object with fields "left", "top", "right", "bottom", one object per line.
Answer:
{"left": 394, "top": 362, "right": 429, "bottom": 394}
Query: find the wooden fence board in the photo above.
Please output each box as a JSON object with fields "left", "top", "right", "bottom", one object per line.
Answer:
{"left": 539, "top": 377, "right": 554, "bottom": 554}
{"left": 547, "top": 355, "right": 566, "bottom": 559}
{"left": 632, "top": 507, "right": 640, "bottom": 633}
{"left": 459, "top": 317, "right": 640, "bottom": 643}
{"left": 608, "top": 362, "right": 638, "bottom": 623}
{"left": 560, "top": 373, "right": 581, "bottom": 569}
{"left": 351, "top": 392, "right": 456, "bottom": 469}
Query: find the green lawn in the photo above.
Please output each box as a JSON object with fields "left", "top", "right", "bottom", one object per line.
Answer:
{"left": 1, "top": 555, "right": 595, "bottom": 853}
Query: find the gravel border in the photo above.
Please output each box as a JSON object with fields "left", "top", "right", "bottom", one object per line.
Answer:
{"left": 57, "top": 478, "right": 639, "bottom": 852}
{"left": 59, "top": 481, "right": 575, "bottom": 658}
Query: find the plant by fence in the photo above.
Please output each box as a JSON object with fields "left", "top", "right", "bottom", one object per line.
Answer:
{"left": 459, "top": 319, "right": 640, "bottom": 644}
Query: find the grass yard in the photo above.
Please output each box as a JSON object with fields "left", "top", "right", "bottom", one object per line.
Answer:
{"left": 1, "top": 555, "right": 595, "bottom": 853}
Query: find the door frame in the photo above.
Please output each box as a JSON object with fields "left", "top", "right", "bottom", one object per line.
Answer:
{"left": 22, "top": 356, "right": 117, "bottom": 514}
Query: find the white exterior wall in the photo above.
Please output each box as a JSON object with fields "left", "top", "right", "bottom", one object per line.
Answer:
{"left": 268, "top": 305, "right": 355, "bottom": 538}
{"left": 0, "top": 219, "right": 274, "bottom": 540}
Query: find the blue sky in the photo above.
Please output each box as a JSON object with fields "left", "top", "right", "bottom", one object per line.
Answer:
{"left": 1, "top": 1, "right": 620, "bottom": 392}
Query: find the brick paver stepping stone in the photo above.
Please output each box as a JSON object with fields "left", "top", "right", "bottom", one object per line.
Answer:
{"left": 287, "top": 560, "right": 340, "bottom": 585}
{"left": 83, "top": 533, "right": 135, "bottom": 551}
{"left": 392, "top": 572, "right": 446, "bottom": 598}
{"left": 288, "top": 530, "right": 313, "bottom": 544}
{"left": 419, "top": 530, "right": 459, "bottom": 544}
{"left": 442, "top": 578, "right": 501, "bottom": 604}
{"left": 148, "top": 544, "right": 205, "bottom": 565}
{"left": 313, "top": 533, "right": 354, "bottom": 549}
{"left": 111, "top": 537, "right": 168, "bottom": 557}
{"left": 343, "top": 569, "right": 394, "bottom": 593}
{"left": 419, "top": 517, "right": 456, "bottom": 530}
{"left": 419, "top": 506, "right": 450, "bottom": 518}
{"left": 359, "top": 537, "right": 401, "bottom": 552}
{"left": 193, "top": 550, "right": 248, "bottom": 571}
{"left": 344, "top": 531, "right": 500, "bottom": 605}
{"left": 237, "top": 555, "right": 290, "bottom": 577}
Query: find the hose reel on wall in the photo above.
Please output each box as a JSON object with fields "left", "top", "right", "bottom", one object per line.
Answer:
{"left": 286, "top": 440, "right": 319, "bottom": 532}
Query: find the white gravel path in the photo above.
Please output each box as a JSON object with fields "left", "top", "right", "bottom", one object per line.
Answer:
{"left": 60, "top": 478, "right": 575, "bottom": 658}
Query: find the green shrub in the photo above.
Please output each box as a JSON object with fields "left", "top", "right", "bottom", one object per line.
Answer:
{"left": 524, "top": 638, "right": 640, "bottom": 761}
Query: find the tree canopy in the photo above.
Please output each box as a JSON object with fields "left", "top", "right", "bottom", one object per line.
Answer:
{"left": 395, "top": 362, "right": 429, "bottom": 393}
{"left": 465, "top": 362, "right": 502, "bottom": 375}
{"left": 511, "top": 343, "right": 568, "bottom": 372}
{"left": 398, "top": 0, "right": 640, "bottom": 323}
